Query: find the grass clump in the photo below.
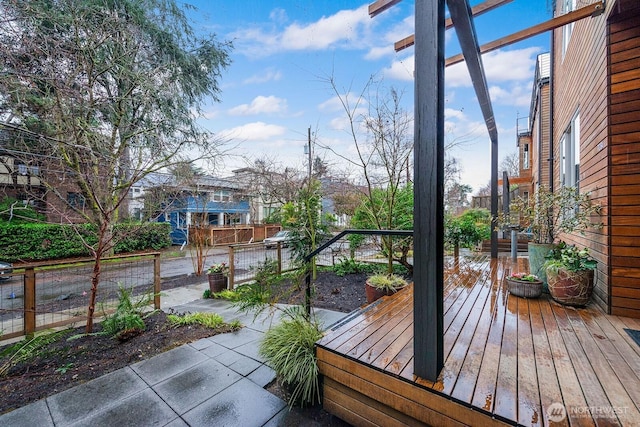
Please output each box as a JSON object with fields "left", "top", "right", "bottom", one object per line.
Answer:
{"left": 167, "top": 312, "right": 224, "bottom": 329}
{"left": 259, "top": 307, "right": 323, "bottom": 407}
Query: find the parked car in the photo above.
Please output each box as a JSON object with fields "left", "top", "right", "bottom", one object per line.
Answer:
{"left": 263, "top": 230, "right": 293, "bottom": 249}
{"left": 0, "top": 261, "right": 13, "bottom": 281}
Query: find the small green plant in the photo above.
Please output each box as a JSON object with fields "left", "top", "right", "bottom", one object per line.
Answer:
{"left": 55, "top": 363, "right": 74, "bottom": 374}
{"left": 202, "top": 289, "right": 212, "bottom": 299}
{"left": 259, "top": 307, "right": 323, "bottom": 407}
{"left": 207, "top": 262, "right": 229, "bottom": 275}
{"left": 0, "top": 330, "right": 67, "bottom": 377}
{"left": 366, "top": 274, "right": 408, "bottom": 292}
{"left": 167, "top": 312, "right": 225, "bottom": 329}
{"left": 508, "top": 273, "right": 540, "bottom": 282}
{"left": 99, "top": 286, "right": 154, "bottom": 341}
{"left": 544, "top": 241, "right": 597, "bottom": 272}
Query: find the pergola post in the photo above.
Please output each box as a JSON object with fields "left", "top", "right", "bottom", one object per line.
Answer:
{"left": 413, "top": 0, "right": 445, "bottom": 382}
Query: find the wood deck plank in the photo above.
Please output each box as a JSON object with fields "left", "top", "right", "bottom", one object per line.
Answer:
{"left": 370, "top": 310, "right": 414, "bottom": 370}
{"left": 346, "top": 306, "right": 413, "bottom": 362}
{"left": 493, "top": 285, "right": 520, "bottom": 422}
{"left": 538, "top": 301, "right": 596, "bottom": 427}
{"left": 550, "top": 304, "right": 618, "bottom": 426}
{"left": 516, "top": 296, "right": 543, "bottom": 426}
{"left": 470, "top": 266, "right": 508, "bottom": 411}
{"left": 565, "top": 308, "right": 638, "bottom": 425}
{"left": 441, "top": 268, "right": 493, "bottom": 396}
{"left": 528, "top": 298, "right": 568, "bottom": 427}
{"left": 449, "top": 261, "right": 502, "bottom": 404}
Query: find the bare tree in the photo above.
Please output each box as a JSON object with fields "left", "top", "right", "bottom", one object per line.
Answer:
{"left": 0, "top": 0, "right": 231, "bottom": 332}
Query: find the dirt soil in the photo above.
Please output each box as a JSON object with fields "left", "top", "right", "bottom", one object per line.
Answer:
{"left": 0, "top": 272, "right": 364, "bottom": 425}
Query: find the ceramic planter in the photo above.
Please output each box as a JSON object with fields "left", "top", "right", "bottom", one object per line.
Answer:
{"left": 528, "top": 242, "right": 554, "bottom": 291}
{"left": 506, "top": 278, "right": 543, "bottom": 298}
{"left": 546, "top": 267, "right": 594, "bottom": 307}
{"left": 208, "top": 273, "right": 228, "bottom": 293}
{"left": 365, "top": 281, "right": 407, "bottom": 303}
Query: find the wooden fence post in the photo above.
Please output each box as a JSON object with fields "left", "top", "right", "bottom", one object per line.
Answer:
{"left": 24, "top": 267, "right": 36, "bottom": 336}
{"left": 228, "top": 245, "right": 235, "bottom": 290}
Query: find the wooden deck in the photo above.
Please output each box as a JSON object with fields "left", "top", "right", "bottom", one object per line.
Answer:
{"left": 316, "top": 254, "right": 640, "bottom": 426}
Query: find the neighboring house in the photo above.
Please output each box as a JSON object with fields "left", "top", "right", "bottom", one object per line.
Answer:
{"left": 517, "top": 0, "right": 640, "bottom": 318}
{"left": 134, "top": 173, "right": 250, "bottom": 245}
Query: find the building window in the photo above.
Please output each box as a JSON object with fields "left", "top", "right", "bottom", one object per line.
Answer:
{"left": 561, "top": 0, "right": 577, "bottom": 57}
{"left": 560, "top": 112, "right": 580, "bottom": 189}
{"left": 212, "top": 190, "right": 231, "bottom": 202}
{"left": 67, "top": 192, "right": 86, "bottom": 209}
{"left": 523, "top": 143, "right": 530, "bottom": 170}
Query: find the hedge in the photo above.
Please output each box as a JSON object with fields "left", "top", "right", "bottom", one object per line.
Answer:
{"left": 0, "top": 222, "right": 172, "bottom": 263}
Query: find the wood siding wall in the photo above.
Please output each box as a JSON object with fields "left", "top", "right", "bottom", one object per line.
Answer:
{"left": 608, "top": 6, "right": 640, "bottom": 318}
{"left": 552, "top": 2, "right": 612, "bottom": 313}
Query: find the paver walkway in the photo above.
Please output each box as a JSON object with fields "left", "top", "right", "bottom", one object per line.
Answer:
{"left": 0, "top": 284, "right": 348, "bottom": 427}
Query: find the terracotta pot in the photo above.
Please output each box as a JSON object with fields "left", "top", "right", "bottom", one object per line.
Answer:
{"left": 546, "top": 267, "right": 594, "bottom": 307}
{"left": 208, "top": 273, "right": 228, "bottom": 293}
{"left": 365, "top": 281, "right": 401, "bottom": 303}
{"left": 506, "top": 278, "right": 543, "bottom": 298}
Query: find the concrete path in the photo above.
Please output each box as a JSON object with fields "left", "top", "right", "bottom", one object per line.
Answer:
{"left": 0, "top": 283, "right": 349, "bottom": 427}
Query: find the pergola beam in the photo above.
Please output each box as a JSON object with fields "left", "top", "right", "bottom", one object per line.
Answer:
{"left": 446, "top": 0, "right": 499, "bottom": 258}
{"left": 445, "top": 0, "right": 604, "bottom": 66}
{"left": 369, "top": 0, "right": 402, "bottom": 18}
{"left": 394, "top": 0, "right": 513, "bottom": 52}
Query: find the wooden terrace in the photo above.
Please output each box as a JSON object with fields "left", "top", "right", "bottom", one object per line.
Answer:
{"left": 316, "top": 254, "right": 640, "bottom": 426}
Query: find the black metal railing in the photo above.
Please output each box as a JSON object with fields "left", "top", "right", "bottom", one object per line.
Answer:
{"left": 303, "top": 229, "right": 413, "bottom": 315}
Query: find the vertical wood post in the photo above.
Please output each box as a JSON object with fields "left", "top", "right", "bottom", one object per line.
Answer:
{"left": 228, "top": 245, "right": 235, "bottom": 290}
{"left": 276, "top": 243, "right": 283, "bottom": 275}
{"left": 413, "top": 0, "right": 445, "bottom": 382}
{"left": 24, "top": 267, "right": 36, "bottom": 336}
{"left": 153, "top": 254, "right": 161, "bottom": 310}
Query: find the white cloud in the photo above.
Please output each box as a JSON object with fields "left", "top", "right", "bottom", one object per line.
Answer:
{"left": 383, "top": 55, "right": 414, "bottom": 81}
{"left": 219, "top": 122, "right": 287, "bottom": 141}
{"left": 243, "top": 69, "right": 283, "bottom": 85}
{"left": 446, "top": 47, "right": 541, "bottom": 87}
{"left": 489, "top": 83, "right": 532, "bottom": 107}
{"left": 228, "top": 96, "right": 288, "bottom": 116}
{"left": 230, "top": 5, "right": 373, "bottom": 57}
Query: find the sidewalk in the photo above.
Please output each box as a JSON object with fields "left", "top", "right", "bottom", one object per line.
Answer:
{"left": 0, "top": 283, "right": 349, "bottom": 427}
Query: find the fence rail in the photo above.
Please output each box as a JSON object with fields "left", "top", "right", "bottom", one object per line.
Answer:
{"left": 0, "top": 253, "right": 161, "bottom": 342}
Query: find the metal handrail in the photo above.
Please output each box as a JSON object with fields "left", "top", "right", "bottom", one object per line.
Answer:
{"left": 303, "top": 229, "right": 413, "bottom": 315}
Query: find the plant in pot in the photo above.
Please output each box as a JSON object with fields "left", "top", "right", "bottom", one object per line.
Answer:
{"left": 207, "top": 262, "right": 229, "bottom": 293}
{"left": 505, "top": 272, "right": 543, "bottom": 298}
{"left": 497, "top": 185, "right": 601, "bottom": 289}
{"left": 365, "top": 274, "right": 408, "bottom": 303}
{"left": 544, "top": 241, "right": 597, "bottom": 306}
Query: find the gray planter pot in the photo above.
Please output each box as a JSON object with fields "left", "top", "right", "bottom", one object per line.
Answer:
{"left": 528, "top": 242, "right": 554, "bottom": 291}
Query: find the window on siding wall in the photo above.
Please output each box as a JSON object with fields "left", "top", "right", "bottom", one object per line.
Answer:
{"left": 560, "top": 112, "right": 580, "bottom": 190}
{"left": 67, "top": 192, "right": 86, "bottom": 209}
{"left": 561, "top": 0, "right": 577, "bottom": 56}
{"left": 212, "top": 190, "right": 231, "bottom": 202}
{"left": 523, "top": 143, "right": 530, "bottom": 169}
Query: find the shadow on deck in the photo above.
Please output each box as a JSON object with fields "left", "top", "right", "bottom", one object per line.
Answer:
{"left": 316, "top": 254, "right": 640, "bottom": 426}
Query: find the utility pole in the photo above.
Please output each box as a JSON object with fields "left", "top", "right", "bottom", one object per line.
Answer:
{"left": 306, "top": 126, "right": 312, "bottom": 182}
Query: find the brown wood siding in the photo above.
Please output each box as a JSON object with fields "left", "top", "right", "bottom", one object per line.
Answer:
{"left": 552, "top": 2, "right": 612, "bottom": 313}
{"left": 608, "top": 6, "right": 640, "bottom": 318}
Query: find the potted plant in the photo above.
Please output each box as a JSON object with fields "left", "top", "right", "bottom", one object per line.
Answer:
{"left": 207, "top": 262, "right": 229, "bottom": 293}
{"left": 365, "top": 274, "right": 408, "bottom": 303}
{"left": 505, "top": 272, "right": 543, "bottom": 298}
{"left": 544, "top": 241, "right": 597, "bottom": 306}
{"left": 497, "top": 185, "right": 601, "bottom": 288}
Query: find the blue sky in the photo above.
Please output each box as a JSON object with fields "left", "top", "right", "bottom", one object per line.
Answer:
{"left": 187, "top": 0, "right": 554, "bottom": 193}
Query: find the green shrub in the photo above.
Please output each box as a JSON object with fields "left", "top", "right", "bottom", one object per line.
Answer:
{"left": 0, "top": 330, "right": 68, "bottom": 377}
{"left": 259, "top": 307, "right": 323, "bottom": 407}
{"left": 332, "top": 258, "right": 377, "bottom": 276}
{"left": 0, "top": 222, "right": 171, "bottom": 262}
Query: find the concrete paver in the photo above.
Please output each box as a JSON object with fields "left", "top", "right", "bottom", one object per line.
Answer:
{"left": 0, "top": 282, "right": 348, "bottom": 426}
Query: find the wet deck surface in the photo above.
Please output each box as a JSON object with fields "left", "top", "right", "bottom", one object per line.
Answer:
{"left": 317, "top": 254, "right": 640, "bottom": 426}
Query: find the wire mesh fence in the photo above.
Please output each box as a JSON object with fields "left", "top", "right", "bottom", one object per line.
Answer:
{"left": 0, "top": 253, "right": 160, "bottom": 342}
